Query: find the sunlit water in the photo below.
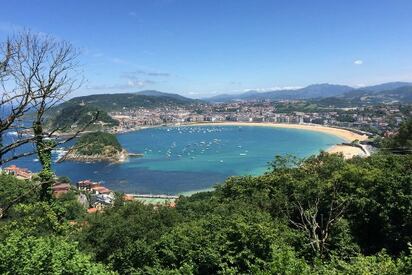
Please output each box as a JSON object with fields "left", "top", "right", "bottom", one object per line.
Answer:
{"left": 6, "top": 125, "right": 344, "bottom": 194}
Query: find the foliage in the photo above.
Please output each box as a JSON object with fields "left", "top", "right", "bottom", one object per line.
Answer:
{"left": 0, "top": 231, "right": 113, "bottom": 274}
{"left": 48, "top": 103, "right": 119, "bottom": 132}
{"left": 77, "top": 202, "right": 180, "bottom": 265}
{"left": 344, "top": 154, "right": 412, "bottom": 255}
{"left": 0, "top": 174, "right": 38, "bottom": 217}
{"left": 60, "top": 92, "right": 199, "bottom": 112}
{"left": 56, "top": 190, "right": 87, "bottom": 220}
{"left": 74, "top": 131, "right": 122, "bottom": 156}
{"left": 1, "top": 150, "right": 411, "bottom": 273}
{"left": 315, "top": 249, "right": 412, "bottom": 274}
{"left": 384, "top": 118, "right": 412, "bottom": 153}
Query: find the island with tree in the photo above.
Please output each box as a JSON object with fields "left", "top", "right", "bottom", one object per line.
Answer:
{"left": 62, "top": 131, "right": 141, "bottom": 163}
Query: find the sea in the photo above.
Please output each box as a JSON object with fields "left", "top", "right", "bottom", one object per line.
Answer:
{"left": 3, "top": 125, "right": 344, "bottom": 194}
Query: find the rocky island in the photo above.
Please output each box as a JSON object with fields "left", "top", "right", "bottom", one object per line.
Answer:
{"left": 62, "top": 131, "right": 142, "bottom": 163}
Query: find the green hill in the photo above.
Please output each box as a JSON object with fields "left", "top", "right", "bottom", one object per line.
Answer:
{"left": 47, "top": 104, "right": 119, "bottom": 132}
{"left": 75, "top": 131, "right": 122, "bottom": 156}
{"left": 64, "top": 131, "right": 127, "bottom": 162}
{"left": 62, "top": 92, "right": 201, "bottom": 112}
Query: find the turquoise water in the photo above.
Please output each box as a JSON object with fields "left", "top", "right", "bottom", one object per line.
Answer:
{"left": 8, "top": 125, "right": 344, "bottom": 194}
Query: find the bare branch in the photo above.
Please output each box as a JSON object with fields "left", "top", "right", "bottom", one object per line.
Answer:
{"left": 1, "top": 30, "right": 84, "bottom": 166}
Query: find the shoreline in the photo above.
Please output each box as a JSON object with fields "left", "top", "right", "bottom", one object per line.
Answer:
{"left": 187, "top": 122, "right": 370, "bottom": 159}
{"left": 115, "top": 121, "right": 370, "bottom": 159}
{"left": 60, "top": 149, "right": 141, "bottom": 163}
{"left": 57, "top": 122, "right": 370, "bottom": 202}
{"left": 188, "top": 122, "right": 369, "bottom": 142}
{"left": 57, "top": 121, "right": 369, "bottom": 144}
{"left": 129, "top": 122, "right": 371, "bottom": 200}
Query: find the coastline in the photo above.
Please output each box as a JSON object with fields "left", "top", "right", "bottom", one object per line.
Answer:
{"left": 327, "top": 144, "right": 368, "bottom": 159}
{"left": 188, "top": 122, "right": 369, "bottom": 158}
{"left": 188, "top": 122, "right": 368, "bottom": 142}
{"left": 114, "top": 121, "right": 370, "bottom": 159}
{"left": 56, "top": 121, "right": 370, "bottom": 164}
{"left": 54, "top": 121, "right": 370, "bottom": 202}
{"left": 61, "top": 149, "right": 135, "bottom": 163}
{"left": 169, "top": 122, "right": 370, "bottom": 197}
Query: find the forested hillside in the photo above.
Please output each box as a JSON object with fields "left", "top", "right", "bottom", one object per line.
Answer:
{"left": 1, "top": 150, "right": 411, "bottom": 274}
{"left": 73, "top": 131, "right": 122, "bottom": 156}
{"left": 47, "top": 104, "right": 119, "bottom": 132}
{"left": 61, "top": 92, "right": 201, "bottom": 112}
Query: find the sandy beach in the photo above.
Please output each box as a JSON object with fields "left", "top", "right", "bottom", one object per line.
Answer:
{"left": 190, "top": 122, "right": 369, "bottom": 158}
{"left": 327, "top": 144, "right": 367, "bottom": 159}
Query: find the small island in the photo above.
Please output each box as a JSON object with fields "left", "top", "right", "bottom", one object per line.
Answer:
{"left": 63, "top": 131, "right": 142, "bottom": 163}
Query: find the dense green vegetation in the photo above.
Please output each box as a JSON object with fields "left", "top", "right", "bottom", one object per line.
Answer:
{"left": 62, "top": 92, "right": 200, "bottom": 112}
{"left": 384, "top": 118, "right": 412, "bottom": 153}
{"left": 1, "top": 151, "right": 411, "bottom": 274}
{"left": 73, "top": 131, "right": 123, "bottom": 156}
{"left": 47, "top": 104, "right": 119, "bottom": 132}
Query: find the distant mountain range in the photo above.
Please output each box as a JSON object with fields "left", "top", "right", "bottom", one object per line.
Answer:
{"left": 339, "top": 85, "right": 412, "bottom": 105}
{"left": 204, "top": 82, "right": 412, "bottom": 103}
{"left": 53, "top": 82, "right": 412, "bottom": 115}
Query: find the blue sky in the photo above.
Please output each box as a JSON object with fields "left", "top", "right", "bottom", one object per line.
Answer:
{"left": 1, "top": 0, "right": 412, "bottom": 98}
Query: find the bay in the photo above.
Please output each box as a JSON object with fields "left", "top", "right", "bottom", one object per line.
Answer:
{"left": 5, "top": 125, "right": 344, "bottom": 194}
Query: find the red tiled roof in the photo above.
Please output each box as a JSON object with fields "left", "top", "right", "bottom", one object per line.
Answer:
{"left": 4, "top": 165, "right": 33, "bottom": 179}
{"left": 78, "top": 180, "right": 94, "bottom": 187}
{"left": 4, "top": 165, "right": 18, "bottom": 171}
{"left": 91, "top": 186, "right": 111, "bottom": 194}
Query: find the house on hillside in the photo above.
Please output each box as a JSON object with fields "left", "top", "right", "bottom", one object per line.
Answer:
{"left": 77, "top": 179, "right": 114, "bottom": 209}
{"left": 3, "top": 165, "right": 33, "bottom": 180}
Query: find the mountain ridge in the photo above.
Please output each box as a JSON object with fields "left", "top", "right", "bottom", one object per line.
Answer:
{"left": 204, "top": 82, "right": 412, "bottom": 103}
{"left": 57, "top": 91, "right": 201, "bottom": 112}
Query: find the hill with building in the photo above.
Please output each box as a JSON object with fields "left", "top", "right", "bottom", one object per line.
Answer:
{"left": 47, "top": 104, "right": 119, "bottom": 133}
{"left": 59, "top": 91, "right": 201, "bottom": 112}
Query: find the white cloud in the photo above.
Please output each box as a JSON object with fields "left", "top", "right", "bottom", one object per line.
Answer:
{"left": 354, "top": 60, "right": 363, "bottom": 65}
{"left": 129, "top": 11, "right": 137, "bottom": 17}
{"left": 127, "top": 79, "right": 155, "bottom": 88}
{"left": 86, "top": 78, "right": 155, "bottom": 91}
{"left": 122, "top": 70, "right": 171, "bottom": 78}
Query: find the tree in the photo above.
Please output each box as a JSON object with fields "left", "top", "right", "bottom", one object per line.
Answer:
{"left": 0, "top": 37, "right": 34, "bottom": 161}
{"left": 385, "top": 118, "right": 412, "bottom": 154}
{"left": 0, "top": 173, "right": 38, "bottom": 218}
{"left": 0, "top": 231, "right": 114, "bottom": 274}
{"left": 0, "top": 31, "right": 98, "bottom": 201}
